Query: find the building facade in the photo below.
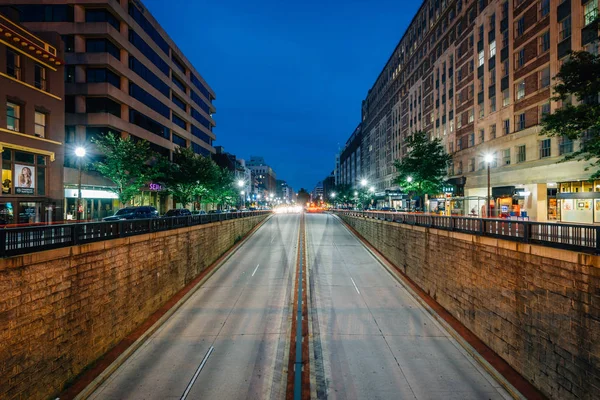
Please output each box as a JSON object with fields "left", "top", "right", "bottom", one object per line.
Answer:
{"left": 3, "top": 0, "right": 216, "bottom": 218}
{"left": 247, "top": 155, "right": 277, "bottom": 196}
{"left": 338, "top": 123, "right": 362, "bottom": 187}
{"left": 0, "top": 11, "right": 64, "bottom": 224}
{"left": 360, "top": 0, "right": 599, "bottom": 221}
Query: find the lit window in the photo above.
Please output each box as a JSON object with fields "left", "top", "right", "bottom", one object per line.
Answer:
{"left": 6, "top": 50, "right": 21, "bottom": 80}
{"left": 516, "top": 81, "right": 525, "bottom": 100}
{"left": 468, "top": 108, "right": 474, "bottom": 123}
{"left": 34, "top": 64, "right": 47, "bottom": 91}
{"left": 7, "top": 102, "right": 20, "bottom": 131}
{"left": 503, "top": 148, "right": 511, "bottom": 165}
{"left": 503, "top": 89, "right": 510, "bottom": 106}
{"left": 489, "top": 40, "right": 496, "bottom": 58}
{"left": 517, "top": 144, "right": 526, "bottom": 163}
{"left": 584, "top": 0, "right": 598, "bottom": 26}
{"left": 478, "top": 50, "right": 485, "bottom": 67}
{"left": 34, "top": 112, "right": 46, "bottom": 138}
{"left": 540, "top": 67, "right": 550, "bottom": 88}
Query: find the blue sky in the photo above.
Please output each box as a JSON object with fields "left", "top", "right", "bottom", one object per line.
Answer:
{"left": 143, "top": 0, "right": 421, "bottom": 191}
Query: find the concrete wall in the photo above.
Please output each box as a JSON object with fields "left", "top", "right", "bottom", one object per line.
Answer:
{"left": 0, "top": 215, "right": 268, "bottom": 400}
{"left": 337, "top": 213, "right": 599, "bottom": 400}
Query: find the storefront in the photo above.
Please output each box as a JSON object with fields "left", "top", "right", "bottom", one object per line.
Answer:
{"left": 131, "top": 182, "right": 169, "bottom": 215}
{"left": 1, "top": 147, "right": 58, "bottom": 225}
{"left": 64, "top": 187, "right": 120, "bottom": 220}
{"left": 556, "top": 180, "right": 600, "bottom": 224}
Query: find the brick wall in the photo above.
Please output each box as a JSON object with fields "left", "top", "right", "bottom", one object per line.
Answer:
{"left": 0, "top": 215, "right": 268, "bottom": 400}
{"left": 338, "top": 213, "right": 599, "bottom": 400}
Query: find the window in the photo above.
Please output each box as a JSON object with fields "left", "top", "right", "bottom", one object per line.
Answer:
{"left": 468, "top": 108, "right": 474, "bottom": 123}
{"left": 502, "top": 60, "right": 509, "bottom": 77}
{"left": 86, "top": 68, "right": 121, "bottom": 88}
{"left": 559, "top": 137, "right": 574, "bottom": 155}
{"left": 539, "top": 138, "right": 551, "bottom": 158}
{"left": 517, "top": 113, "right": 526, "bottom": 130}
{"left": 478, "top": 50, "right": 485, "bottom": 67}
{"left": 128, "top": 3, "right": 170, "bottom": 54}
{"left": 540, "top": 67, "right": 550, "bottom": 88}
{"left": 85, "top": 8, "right": 120, "bottom": 30}
{"left": 192, "top": 126, "right": 212, "bottom": 145}
{"left": 172, "top": 113, "right": 187, "bottom": 130}
{"left": 86, "top": 97, "right": 121, "bottom": 117}
{"left": 172, "top": 75, "right": 187, "bottom": 93}
{"left": 490, "top": 96, "right": 496, "bottom": 113}
{"left": 6, "top": 102, "right": 20, "bottom": 131}
{"left": 34, "top": 64, "right": 46, "bottom": 90}
{"left": 469, "top": 158, "right": 475, "bottom": 172}
{"left": 172, "top": 133, "right": 186, "bottom": 147}
{"left": 86, "top": 38, "right": 120, "bottom": 59}
{"left": 559, "top": 16, "right": 571, "bottom": 41}
{"left": 503, "top": 89, "right": 510, "bottom": 106}
{"left": 172, "top": 94, "right": 186, "bottom": 111}
{"left": 516, "top": 81, "right": 525, "bottom": 100}
{"left": 2, "top": 149, "right": 47, "bottom": 197}
{"left": 584, "top": 0, "right": 598, "bottom": 26}
{"left": 65, "top": 65, "right": 75, "bottom": 83}
{"left": 6, "top": 50, "right": 21, "bottom": 80}
{"left": 540, "top": 0, "right": 550, "bottom": 17}
{"left": 191, "top": 74, "right": 212, "bottom": 100}
{"left": 516, "top": 17, "right": 525, "bottom": 37}
{"left": 500, "top": 148, "right": 510, "bottom": 165}
{"left": 489, "top": 40, "right": 496, "bottom": 58}
{"left": 540, "top": 102, "right": 551, "bottom": 117}
{"left": 191, "top": 91, "right": 211, "bottom": 114}
{"left": 468, "top": 132, "right": 475, "bottom": 147}
{"left": 129, "top": 109, "right": 169, "bottom": 139}
{"left": 516, "top": 48, "right": 526, "bottom": 68}
{"left": 129, "top": 83, "right": 170, "bottom": 118}
{"left": 479, "top": 106, "right": 484, "bottom": 119}
{"left": 517, "top": 144, "right": 526, "bottom": 162}
{"left": 539, "top": 31, "right": 550, "bottom": 53}
{"left": 34, "top": 112, "right": 46, "bottom": 138}
{"left": 128, "top": 30, "right": 169, "bottom": 75}
{"left": 15, "top": 5, "right": 74, "bottom": 22}
{"left": 503, "top": 119, "right": 510, "bottom": 135}
{"left": 491, "top": 124, "right": 497, "bottom": 139}
{"left": 479, "top": 129, "right": 485, "bottom": 143}
{"left": 62, "top": 35, "right": 75, "bottom": 52}
{"left": 191, "top": 108, "right": 211, "bottom": 130}
{"left": 172, "top": 55, "right": 186, "bottom": 74}
{"left": 502, "top": 29, "right": 509, "bottom": 48}
{"left": 128, "top": 56, "right": 170, "bottom": 98}
{"left": 192, "top": 142, "right": 209, "bottom": 156}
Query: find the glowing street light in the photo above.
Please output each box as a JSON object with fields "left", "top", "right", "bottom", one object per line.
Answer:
{"left": 360, "top": 179, "right": 367, "bottom": 187}
{"left": 485, "top": 153, "right": 494, "bottom": 218}
{"left": 75, "top": 147, "right": 86, "bottom": 221}
{"left": 331, "top": 193, "right": 336, "bottom": 198}
{"left": 406, "top": 176, "right": 413, "bottom": 183}
{"left": 369, "top": 187, "right": 375, "bottom": 193}
{"left": 237, "top": 179, "right": 244, "bottom": 188}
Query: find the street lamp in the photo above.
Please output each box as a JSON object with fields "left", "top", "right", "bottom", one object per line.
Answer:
{"left": 360, "top": 179, "right": 367, "bottom": 187}
{"left": 406, "top": 176, "right": 413, "bottom": 183}
{"left": 237, "top": 180, "right": 244, "bottom": 188}
{"left": 75, "top": 147, "right": 86, "bottom": 221}
{"left": 484, "top": 153, "right": 494, "bottom": 218}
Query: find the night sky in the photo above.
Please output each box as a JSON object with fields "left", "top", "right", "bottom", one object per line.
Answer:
{"left": 142, "top": 0, "right": 421, "bottom": 192}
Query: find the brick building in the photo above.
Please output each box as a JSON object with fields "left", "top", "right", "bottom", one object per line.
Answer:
{"left": 1, "top": 0, "right": 216, "bottom": 218}
{"left": 359, "top": 0, "right": 599, "bottom": 221}
{"left": 0, "top": 11, "right": 64, "bottom": 224}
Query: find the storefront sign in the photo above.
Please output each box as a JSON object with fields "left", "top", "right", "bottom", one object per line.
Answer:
{"left": 15, "top": 164, "right": 35, "bottom": 194}
{"left": 148, "top": 183, "right": 162, "bottom": 191}
{"left": 65, "top": 189, "right": 118, "bottom": 199}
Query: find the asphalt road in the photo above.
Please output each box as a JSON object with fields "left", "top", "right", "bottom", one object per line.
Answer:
{"left": 88, "top": 213, "right": 513, "bottom": 399}
{"left": 306, "top": 213, "right": 512, "bottom": 400}
{"left": 89, "top": 214, "right": 299, "bottom": 400}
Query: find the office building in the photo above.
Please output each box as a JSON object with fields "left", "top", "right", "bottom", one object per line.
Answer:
{"left": 3, "top": 1, "right": 216, "bottom": 218}
{"left": 0, "top": 10, "right": 64, "bottom": 223}
{"left": 247, "top": 155, "right": 277, "bottom": 195}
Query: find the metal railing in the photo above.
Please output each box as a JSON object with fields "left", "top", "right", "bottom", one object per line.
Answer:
{"left": 0, "top": 211, "right": 271, "bottom": 258}
{"left": 334, "top": 210, "right": 600, "bottom": 254}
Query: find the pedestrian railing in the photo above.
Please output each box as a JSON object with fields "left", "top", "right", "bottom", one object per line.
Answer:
{"left": 0, "top": 211, "right": 271, "bottom": 258}
{"left": 334, "top": 210, "right": 600, "bottom": 254}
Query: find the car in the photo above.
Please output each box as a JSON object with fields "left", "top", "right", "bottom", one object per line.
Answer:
{"left": 164, "top": 208, "right": 191, "bottom": 217}
{"left": 380, "top": 207, "right": 397, "bottom": 212}
{"left": 191, "top": 210, "right": 207, "bottom": 215}
{"left": 102, "top": 206, "right": 159, "bottom": 221}
{"left": 208, "top": 210, "right": 223, "bottom": 214}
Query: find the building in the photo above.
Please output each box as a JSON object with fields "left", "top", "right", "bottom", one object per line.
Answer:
{"left": 247, "top": 155, "right": 276, "bottom": 195}
{"left": 338, "top": 123, "right": 362, "bottom": 187}
{"left": 312, "top": 181, "right": 323, "bottom": 201}
{"left": 322, "top": 173, "right": 335, "bottom": 201}
{"left": 359, "top": 0, "right": 599, "bottom": 221}
{"left": 3, "top": 1, "right": 216, "bottom": 218}
{"left": 0, "top": 10, "right": 64, "bottom": 224}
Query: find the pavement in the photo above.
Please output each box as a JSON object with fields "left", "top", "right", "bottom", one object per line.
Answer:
{"left": 87, "top": 213, "right": 513, "bottom": 400}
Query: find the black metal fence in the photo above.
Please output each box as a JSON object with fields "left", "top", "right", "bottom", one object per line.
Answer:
{"left": 334, "top": 210, "right": 600, "bottom": 254}
{"left": 0, "top": 211, "right": 271, "bottom": 258}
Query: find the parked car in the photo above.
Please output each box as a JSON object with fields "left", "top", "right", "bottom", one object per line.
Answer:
{"left": 102, "top": 206, "right": 159, "bottom": 221}
{"left": 380, "top": 207, "right": 397, "bottom": 212}
{"left": 191, "top": 210, "right": 207, "bottom": 215}
{"left": 208, "top": 210, "right": 223, "bottom": 214}
{"left": 164, "top": 208, "right": 191, "bottom": 217}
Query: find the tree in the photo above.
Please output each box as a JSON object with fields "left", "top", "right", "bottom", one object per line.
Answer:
{"left": 160, "top": 147, "right": 218, "bottom": 207}
{"left": 297, "top": 188, "right": 310, "bottom": 205}
{"left": 331, "top": 184, "right": 354, "bottom": 205}
{"left": 204, "top": 168, "right": 236, "bottom": 209}
{"left": 540, "top": 50, "right": 600, "bottom": 179}
{"left": 394, "top": 131, "right": 452, "bottom": 207}
{"left": 92, "top": 133, "right": 158, "bottom": 206}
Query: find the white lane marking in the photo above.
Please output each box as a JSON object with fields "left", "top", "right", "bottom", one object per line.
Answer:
{"left": 350, "top": 277, "right": 360, "bottom": 294}
{"left": 181, "top": 346, "right": 214, "bottom": 400}
{"left": 252, "top": 264, "right": 260, "bottom": 277}
{"left": 271, "top": 236, "right": 275, "bottom": 243}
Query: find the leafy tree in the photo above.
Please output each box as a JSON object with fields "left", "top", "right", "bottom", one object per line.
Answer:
{"left": 92, "top": 133, "right": 158, "bottom": 206}
{"left": 160, "top": 147, "right": 218, "bottom": 207}
{"left": 204, "top": 168, "right": 236, "bottom": 209}
{"left": 540, "top": 50, "right": 600, "bottom": 179}
{"left": 297, "top": 188, "right": 310, "bottom": 205}
{"left": 331, "top": 183, "right": 354, "bottom": 205}
{"left": 394, "top": 130, "right": 452, "bottom": 206}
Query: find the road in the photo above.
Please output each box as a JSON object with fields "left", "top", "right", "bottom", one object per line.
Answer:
{"left": 89, "top": 213, "right": 512, "bottom": 399}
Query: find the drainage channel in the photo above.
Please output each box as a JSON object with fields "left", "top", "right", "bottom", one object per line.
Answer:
{"left": 286, "top": 213, "right": 310, "bottom": 400}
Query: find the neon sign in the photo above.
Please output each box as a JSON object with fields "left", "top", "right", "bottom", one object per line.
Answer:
{"left": 149, "top": 183, "right": 162, "bottom": 191}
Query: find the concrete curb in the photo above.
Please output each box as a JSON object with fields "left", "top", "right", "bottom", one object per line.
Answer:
{"left": 331, "top": 213, "right": 526, "bottom": 400}
{"left": 73, "top": 215, "right": 272, "bottom": 400}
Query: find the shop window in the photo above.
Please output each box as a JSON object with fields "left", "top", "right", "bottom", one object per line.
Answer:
{"left": 2, "top": 150, "right": 12, "bottom": 195}
{"left": 6, "top": 102, "right": 20, "bottom": 132}
{"left": 34, "top": 112, "right": 46, "bottom": 138}
{"left": 34, "top": 64, "right": 47, "bottom": 91}
{"left": 517, "top": 144, "right": 526, "bottom": 163}
{"left": 6, "top": 49, "right": 21, "bottom": 80}
{"left": 2, "top": 150, "right": 46, "bottom": 196}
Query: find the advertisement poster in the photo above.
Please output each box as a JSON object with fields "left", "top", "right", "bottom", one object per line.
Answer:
{"left": 15, "top": 164, "right": 34, "bottom": 195}
{"left": 562, "top": 199, "right": 573, "bottom": 211}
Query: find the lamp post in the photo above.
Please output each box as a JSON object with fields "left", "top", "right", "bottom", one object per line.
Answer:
{"left": 406, "top": 176, "right": 413, "bottom": 212}
{"left": 331, "top": 192, "right": 336, "bottom": 208}
{"left": 484, "top": 153, "right": 493, "bottom": 218}
{"left": 75, "top": 147, "right": 86, "bottom": 221}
